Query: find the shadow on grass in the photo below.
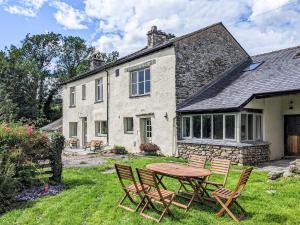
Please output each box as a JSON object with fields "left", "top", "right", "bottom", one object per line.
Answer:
{"left": 262, "top": 213, "right": 288, "bottom": 224}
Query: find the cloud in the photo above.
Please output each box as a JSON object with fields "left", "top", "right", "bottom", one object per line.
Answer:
{"left": 83, "top": 0, "right": 300, "bottom": 56}
{"left": 51, "top": 1, "right": 87, "bottom": 30}
{"left": 4, "top": 0, "right": 47, "bottom": 17}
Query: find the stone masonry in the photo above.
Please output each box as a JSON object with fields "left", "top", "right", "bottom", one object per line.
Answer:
{"left": 177, "top": 142, "right": 270, "bottom": 165}
{"left": 174, "top": 23, "right": 250, "bottom": 106}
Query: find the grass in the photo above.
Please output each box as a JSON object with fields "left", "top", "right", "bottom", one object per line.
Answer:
{"left": 0, "top": 156, "right": 300, "bottom": 225}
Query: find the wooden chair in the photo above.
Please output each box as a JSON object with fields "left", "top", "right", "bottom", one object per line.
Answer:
{"left": 115, "top": 164, "right": 148, "bottom": 212}
{"left": 178, "top": 155, "right": 207, "bottom": 193}
{"left": 136, "top": 168, "right": 175, "bottom": 223}
{"left": 202, "top": 158, "right": 231, "bottom": 197}
{"left": 212, "top": 167, "right": 253, "bottom": 222}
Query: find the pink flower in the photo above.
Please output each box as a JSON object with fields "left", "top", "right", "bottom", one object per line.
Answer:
{"left": 27, "top": 125, "right": 33, "bottom": 136}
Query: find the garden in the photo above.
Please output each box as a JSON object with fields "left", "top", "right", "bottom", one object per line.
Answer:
{"left": 0, "top": 122, "right": 64, "bottom": 213}
{"left": 0, "top": 152, "right": 300, "bottom": 224}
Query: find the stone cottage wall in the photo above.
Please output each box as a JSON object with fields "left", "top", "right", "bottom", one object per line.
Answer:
{"left": 177, "top": 142, "right": 270, "bottom": 165}
{"left": 174, "top": 23, "right": 250, "bottom": 106}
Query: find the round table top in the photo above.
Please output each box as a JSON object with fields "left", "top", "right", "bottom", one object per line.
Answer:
{"left": 146, "top": 162, "right": 212, "bottom": 178}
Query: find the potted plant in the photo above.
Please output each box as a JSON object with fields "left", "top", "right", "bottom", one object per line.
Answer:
{"left": 139, "top": 143, "right": 159, "bottom": 155}
{"left": 111, "top": 145, "right": 127, "bottom": 154}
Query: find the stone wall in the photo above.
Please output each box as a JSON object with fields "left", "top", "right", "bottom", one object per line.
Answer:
{"left": 174, "top": 23, "right": 250, "bottom": 106}
{"left": 177, "top": 142, "right": 270, "bottom": 165}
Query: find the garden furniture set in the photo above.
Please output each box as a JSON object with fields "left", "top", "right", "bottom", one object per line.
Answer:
{"left": 115, "top": 155, "right": 253, "bottom": 223}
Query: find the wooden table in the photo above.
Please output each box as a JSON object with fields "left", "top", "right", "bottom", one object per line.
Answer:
{"left": 146, "top": 162, "right": 211, "bottom": 210}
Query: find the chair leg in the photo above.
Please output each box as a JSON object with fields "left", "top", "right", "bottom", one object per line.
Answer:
{"left": 214, "top": 196, "right": 240, "bottom": 222}
{"left": 158, "top": 195, "right": 175, "bottom": 222}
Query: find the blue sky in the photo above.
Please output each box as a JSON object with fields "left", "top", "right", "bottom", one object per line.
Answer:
{"left": 0, "top": 0, "right": 300, "bottom": 56}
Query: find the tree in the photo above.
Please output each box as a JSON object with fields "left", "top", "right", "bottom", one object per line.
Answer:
{"left": 93, "top": 51, "right": 119, "bottom": 63}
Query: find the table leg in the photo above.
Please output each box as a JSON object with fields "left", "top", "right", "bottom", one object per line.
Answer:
{"left": 155, "top": 174, "right": 167, "bottom": 190}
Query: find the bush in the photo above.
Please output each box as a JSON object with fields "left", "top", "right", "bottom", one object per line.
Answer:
{"left": 112, "top": 145, "right": 127, "bottom": 155}
{"left": 49, "top": 133, "right": 64, "bottom": 183}
{"left": 0, "top": 155, "right": 20, "bottom": 213}
{"left": 139, "top": 143, "right": 159, "bottom": 155}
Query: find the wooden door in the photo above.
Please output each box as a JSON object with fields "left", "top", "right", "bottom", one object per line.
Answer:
{"left": 285, "top": 115, "right": 300, "bottom": 156}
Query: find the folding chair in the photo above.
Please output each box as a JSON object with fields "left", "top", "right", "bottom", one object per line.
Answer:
{"left": 202, "top": 158, "right": 231, "bottom": 198}
{"left": 115, "top": 164, "right": 148, "bottom": 212}
{"left": 136, "top": 168, "right": 175, "bottom": 223}
{"left": 212, "top": 167, "right": 253, "bottom": 222}
{"left": 178, "top": 155, "right": 207, "bottom": 193}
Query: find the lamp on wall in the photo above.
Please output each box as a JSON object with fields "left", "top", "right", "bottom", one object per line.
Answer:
{"left": 289, "top": 100, "right": 294, "bottom": 110}
{"left": 164, "top": 112, "right": 168, "bottom": 120}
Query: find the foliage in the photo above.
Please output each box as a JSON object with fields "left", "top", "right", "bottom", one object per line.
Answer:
{"left": 165, "top": 33, "right": 176, "bottom": 40}
{"left": 0, "top": 33, "right": 119, "bottom": 126}
{"left": 139, "top": 143, "right": 159, "bottom": 155}
{"left": 0, "top": 154, "right": 20, "bottom": 213}
{"left": 112, "top": 145, "right": 127, "bottom": 154}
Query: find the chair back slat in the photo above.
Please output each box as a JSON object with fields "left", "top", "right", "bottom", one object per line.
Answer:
{"left": 136, "top": 168, "right": 157, "bottom": 188}
{"left": 210, "top": 158, "right": 231, "bottom": 175}
{"left": 234, "top": 167, "right": 253, "bottom": 194}
{"left": 188, "top": 155, "right": 207, "bottom": 168}
{"left": 115, "top": 164, "right": 136, "bottom": 184}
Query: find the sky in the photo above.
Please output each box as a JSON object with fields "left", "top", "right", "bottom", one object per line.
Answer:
{"left": 0, "top": 0, "right": 300, "bottom": 57}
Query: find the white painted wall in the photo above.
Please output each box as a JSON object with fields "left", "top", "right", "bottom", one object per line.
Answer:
{"left": 63, "top": 47, "right": 177, "bottom": 155}
{"left": 245, "top": 94, "right": 300, "bottom": 160}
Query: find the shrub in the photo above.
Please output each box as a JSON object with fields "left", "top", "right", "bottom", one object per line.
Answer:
{"left": 112, "top": 145, "right": 127, "bottom": 155}
{"left": 139, "top": 143, "right": 159, "bottom": 155}
{"left": 0, "top": 155, "right": 20, "bottom": 213}
{"left": 49, "top": 133, "right": 64, "bottom": 183}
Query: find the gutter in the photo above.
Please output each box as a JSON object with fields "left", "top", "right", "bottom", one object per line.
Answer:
{"left": 105, "top": 69, "right": 109, "bottom": 145}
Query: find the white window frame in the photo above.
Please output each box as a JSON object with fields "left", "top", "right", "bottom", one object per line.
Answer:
{"left": 130, "top": 68, "right": 151, "bottom": 97}
{"left": 182, "top": 113, "right": 238, "bottom": 141}
{"left": 124, "top": 117, "right": 134, "bottom": 134}
{"left": 95, "top": 120, "right": 107, "bottom": 136}
{"left": 70, "top": 86, "right": 76, "bottom": 106}
{"left": 95, "top": 78, "right": 103, "bottom": 102}
{"left": 69, "top": 122, "right": 77, "bottom": 137}
{"left": 82, "top": 84, "right": 86, "bottom": 100}
{"left": 240, "top": 112, "right": 263, "bottom": 142}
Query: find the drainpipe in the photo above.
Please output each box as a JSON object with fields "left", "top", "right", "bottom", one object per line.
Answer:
{"left": 105, "top": 69, "right": 109, "bottom": 145}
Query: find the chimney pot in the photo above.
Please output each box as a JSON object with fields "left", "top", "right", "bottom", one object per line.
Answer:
{"left": 90, "top": 55, "right": 104, "bottom": 70}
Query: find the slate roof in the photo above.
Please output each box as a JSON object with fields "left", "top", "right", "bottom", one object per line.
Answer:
{"left": 41, "top": 118, "right": 62, "bottom": 132}
{"left": 63, "top": 22, "right": 230, "bottom": 85}
{"left": 177, "top": 45, "right": 300, "bottom": 113}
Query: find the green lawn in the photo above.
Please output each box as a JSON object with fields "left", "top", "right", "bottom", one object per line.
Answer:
{"left": 0, "top": 156, "right": 300, "bottom": 225}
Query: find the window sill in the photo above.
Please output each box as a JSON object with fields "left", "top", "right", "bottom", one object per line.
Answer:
{"left": 124, "top": 131, "right": 134, "bottom": 134}
{"left": 178, "top": 138, "right": 269, "bottom": 147}
{"left": 94, "top": 100, "right": 104, "bottom": 104}
{"left": 69, "top": 105, "right": 76, "bottom": 108}
{"left": 95, "top": 134, "right": 107, "bottom": 137}
{"left": 129, "top": 94, "right": 150, "bottom": 99}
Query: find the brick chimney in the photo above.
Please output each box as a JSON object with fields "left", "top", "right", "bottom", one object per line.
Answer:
{"left": 147, "top": 26, "right": 167, "bottom": 48}
{"left": 90, "top": 55, "right": 104, "bottom": 70}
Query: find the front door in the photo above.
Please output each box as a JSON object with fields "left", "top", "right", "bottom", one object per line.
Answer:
{"left": 284, "top": 115, "right": 300, "bottom": 156}
{"left": 82, "top": 117, "right": 87, "bottom": 146}
{"left": 140, "top": 118, "right": 152, "bottom": 143}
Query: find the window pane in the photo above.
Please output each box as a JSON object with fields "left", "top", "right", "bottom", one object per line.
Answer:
{"left": 82, "top": 85, "right": 86, "bottom": 100}
{"left": 138, "top": 70, "right": 144, "bottom": 82}
{"left": 248, "top": 114, "right": 253, "bottom": 140}
{"left": 69, "top": 122, "right": 77, "bottom": 137}
{"left": 95, "top": 121, "right": 101, "bottom": 136}
{"left": 132, "top": 83, "right": 137, "bottom": 95}
{"left": 138, "top": 82, "right": 145, "bottom": 95}
{"left": 202, "top": 115, "right": 211, "bottom": 138}
{"left": 193, "top": 116, "right": 201, "bottom": 138}
{"left": 125, "top": 118, "right": 133, "bottom": 132}
{"left": 256, "top": 115, "right": 262, "bottom": 140}
{"left": 132, "top": 72, "right": 137, "bottom": 83}
{"left": 182, "top": 117, "right": 190, "bottom": 137}
{"left": 213, "top": 115, "right": 223, "bottom": 139}
{"left": 225, "top": 115, "right": 235, "bottom": 139}
{"left": 145, "top": 69, "right": 150, "bottom": 81}
{"left": 101, "top": 121, "right": 107, "bottom": 134}
{"left": 145, "top": 81, "right": 150, "bottom": 93}
{"left": 241, "top": 114, "right": 247, "bottom": 140}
